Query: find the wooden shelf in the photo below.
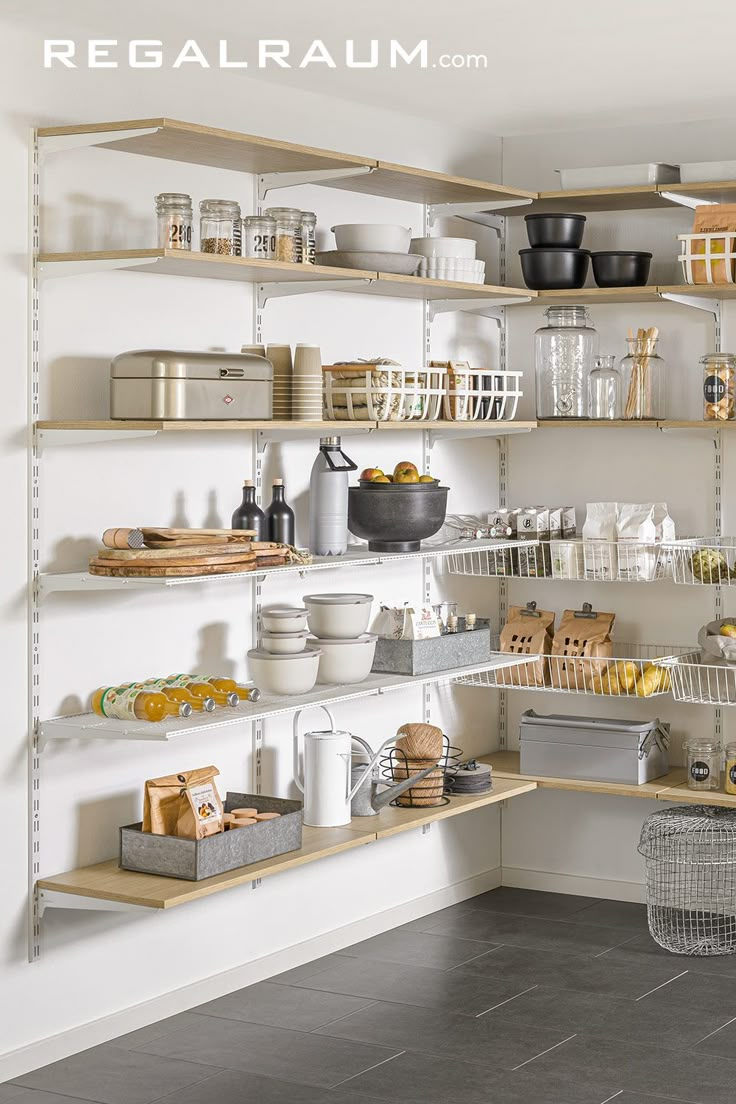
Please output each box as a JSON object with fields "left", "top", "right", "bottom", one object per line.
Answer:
{"left": 37, "top": 778, "right": 536, "bottom": 910}
{"left": 370, "top": 274, "right": 531, "bottom": 302}
{"left": 322, "top": 160, "right": 535, "bottom": 207}
{"left": 657, "top": 783, "right": 736, "bottom": 807}
{"left": 537, "top": 419, "right": 661, "bottom": 429}
{"left": 35, "top": 419, "right": 347, "bottom": 433}
{"left": 528, "top": 181, "right": 736, "bottom": 216}
{"left": 480, "top": 751, "right": 686, "bottom": 800}
{"left": 535, "top": 287, "right": 661, "bottom": 304}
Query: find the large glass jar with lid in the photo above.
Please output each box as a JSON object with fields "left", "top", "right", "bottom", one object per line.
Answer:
{"left": 264, "top": 207, "right": 303, "bottom": 263}
{"left": 535, "top": 305, "right": 598, "bottom": 418}
{"left": 199, "top": 199, "right": 242, "bottom": 256}
{"left": 155, "top": 193, "right": 192, "bottom": 250}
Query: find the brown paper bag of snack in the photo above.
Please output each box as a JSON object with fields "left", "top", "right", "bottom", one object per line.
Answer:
{"left": 691, "top": 205, "right": 736, "bottom": 284}
{"left": 497, "top": 605, "right": 555, "bottom": 687}
{"left": 550, "top": 609, "right": 615, "bottom": 690}
{"left": 143, "top": 766, "right": 224, "bottom": 840}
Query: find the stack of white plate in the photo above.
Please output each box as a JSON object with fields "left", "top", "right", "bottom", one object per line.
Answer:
{"left": 410, "top": 237, "right": 485, "bottom": 285}
{"left": 292, "top": 344, "right": 323, "bottom": 421}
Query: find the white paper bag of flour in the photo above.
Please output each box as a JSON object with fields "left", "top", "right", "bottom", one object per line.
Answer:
{"left": 583, "top": 503, "right": 618, "bottom": 581}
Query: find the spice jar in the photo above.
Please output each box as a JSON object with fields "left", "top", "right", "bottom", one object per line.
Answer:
{"left": 301, "top": 212, "right": 317, "bottom": 264}
{"left": 684, "top": 737, "right": 722, "bottom": 791}
{"left": 264, "top": 207, "right": 303, "bottom": 263}
{"left": 200, "top": 199, "right": 242, "bottom": 256}
{"left": 242, "top": 215, "right": 276, "bottom": 260}
{"left": 155, "top": 193, "right": 193, "bottom": 251}
{"left": 726, "top": 742, "right": 736, "bottom": 795}
{"left": 702, "top": 353, "right": 736, "bottom": 421}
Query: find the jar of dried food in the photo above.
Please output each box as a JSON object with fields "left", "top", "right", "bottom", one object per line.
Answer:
{"left": 155, "top": 193, "right": 193, "bottom": 251}
{"left": 301, "top": 211, "right": 317, "bottom": 264}
{"left": 684, "top": 737, "right": 721, "bottom": 791}
{"left": 702, "top": 353, "right": 736, "bottom": 421}
{"left": 265, "top": 206, "right": 303, "bottom": 263}
{"left": 242, "top": 215, "right": 276, "bottom": 260}
{"left": 200, "top": 199, "right": 242, "bottom": 256}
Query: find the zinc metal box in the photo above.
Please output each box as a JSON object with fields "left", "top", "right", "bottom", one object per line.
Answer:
{"left": 119, "top": 792, "right": 303, "bottom": 881}
{"left": 372, "top": 619, "right": 491, "bottom": 676}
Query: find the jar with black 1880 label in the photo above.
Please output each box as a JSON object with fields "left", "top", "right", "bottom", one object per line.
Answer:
{"left": 702, "top": 353, "right": 736, "bottom": 421}
{"left": 684, "top": 737, "right": 721, "bottom": 791}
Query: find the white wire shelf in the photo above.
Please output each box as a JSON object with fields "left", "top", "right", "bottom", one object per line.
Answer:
{"left": 38, "top": 654, "right": 529, "bottom": 748}
{"left": 37, "top": 538, "right": 539, "bottom": 596}
{"left": 667, "top": 538, "right": 736, "bottom": 586}
{"left": 446, "top": 539, "right": 670, "bottom": 584}
{"left": 667, "top": 655, "right": 736, "bottom": 706}
{"left": 456, "top": 642, "right": 694, "bottom": 698}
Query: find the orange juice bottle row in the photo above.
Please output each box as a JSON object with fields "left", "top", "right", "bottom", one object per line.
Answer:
{"left": 91, "top": 675, "right": 260, "bottom": 722}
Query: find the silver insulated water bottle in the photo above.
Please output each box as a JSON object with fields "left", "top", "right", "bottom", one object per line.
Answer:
{"left": 309, "top": 437, "right": 357, "bottom": 556}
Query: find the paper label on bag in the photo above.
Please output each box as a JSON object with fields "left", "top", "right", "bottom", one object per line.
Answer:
{"left": 188, "top": 783, "right": 221, "bottom": 827}
{"left": 408, "top": 607, "right": 441, "bottom": 639}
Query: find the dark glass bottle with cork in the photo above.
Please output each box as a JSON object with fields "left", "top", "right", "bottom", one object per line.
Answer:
{"left": 265, "top": 478, "right": 295, "bottom": 545}
{"left": 231, "top": 479, "right": 266, "bottom": 540}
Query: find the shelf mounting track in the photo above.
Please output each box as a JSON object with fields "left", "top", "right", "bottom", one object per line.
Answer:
{"left": 258, "top": 165, "right": 374, "bottom": 200}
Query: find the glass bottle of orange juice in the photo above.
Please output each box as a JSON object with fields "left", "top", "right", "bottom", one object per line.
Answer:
{"left": 91, "top": 686, "right": 192, "bottom": 722}
{"left": 164, "top": 675, "right": 239, "bottom": 707}
{"left": 122, "top": 679, "right": 215, "bottom": 713}
{"left": 188, "top": 675, "right": 261, "bottom": 703}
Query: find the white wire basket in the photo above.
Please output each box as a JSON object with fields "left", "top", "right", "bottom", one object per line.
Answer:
{"left": 441, "top": 370, "right": 523, "bottom": 422}
{"left": 456, "top": 640, "right": 692, "bottom": 697}
{"left": 323, "top": 364, "right": 446, "bottom": 422}
{"left": 666, "top": 654, "right": 736, "bottom": 706}
{"left": 446, "top": 540, "right": 669, "bottom": 583}
{"left": 678, "top": 233, "right": 736, "bottom": 285}
{"left": 667, "top": 538, "right": 736, "bottom": 586}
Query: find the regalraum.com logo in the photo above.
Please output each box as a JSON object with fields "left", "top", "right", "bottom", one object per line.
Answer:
{"left": 43, "top": 38, "right": 488, "bottom": 71}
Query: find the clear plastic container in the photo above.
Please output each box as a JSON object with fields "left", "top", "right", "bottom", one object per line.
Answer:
{"left": 620, "top": 335, "right": 665, "bottom": 419}
{"left": 264, "top": 207, "right": 303, "bottom": 263}
{"left": 535, "top": 305, "right": 598, "bottom": 419}
{"left": 588, "top": 355, "right": 621, "bottom": 420}
{"left": 684, "top": 737, "right": 721, "bottom": 791}
{"left": 242, "top": 215, "right": 276, "bottom": 260}
{"left": 199, "top": 199, "right": 242, "bottom": 256}
{"left": 702, "top": 353, "right": 736, "bottom": 421}
{"left": 301, "top": 212, "right": 317, "bottom": 265}
{"left": 155, "top": 193, "right": 192, "bottom": 251}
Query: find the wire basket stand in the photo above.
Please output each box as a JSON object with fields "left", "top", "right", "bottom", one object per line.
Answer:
{"left": 639, "top": 806, "right": 736, "bottom": 956}
{"left": 379, "top": 735, "right": 461, "bottom": 807}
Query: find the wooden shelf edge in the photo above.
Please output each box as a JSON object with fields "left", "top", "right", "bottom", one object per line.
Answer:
{"left": 480, "top": 751, "right": 687, "bottom": 800}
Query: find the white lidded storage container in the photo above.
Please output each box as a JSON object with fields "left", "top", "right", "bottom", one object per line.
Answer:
{"left": 519, "top": 710, "right": 670, "bottom": 784}
{"left": 556, "top": 164, "right": 680, "bottom": 190}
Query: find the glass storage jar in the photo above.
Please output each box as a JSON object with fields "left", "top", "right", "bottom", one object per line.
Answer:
{"left": 702, "top": 353, "right": 736, "bottom": 421}
{"left": 726, "top": 742, "right": 736, "bottom": 795}
{"left": 242, "top": 215, "right": 276, "bottom": 260}
{"left": 684, "top": 737, "right": 722, "bottom": 791}
{"left": 264, "top": 207, "right": 303, "bottom": 263}
{"left": 301, "top": 211, "right": 317, "bottom": 264}
{"left": 588, "top": 354, "right": 621, "bottom": 419}
{"left": 620, "top": 334, "right": 664, "bottom": 419}
{"left": 535, "top": 305, "right": 598, "bottom": 419}
{"left": 155, "top": 193, "right": 192, "bottom": 251}
{"left": 199, "top": 199, "right": 242, "bottom": 256}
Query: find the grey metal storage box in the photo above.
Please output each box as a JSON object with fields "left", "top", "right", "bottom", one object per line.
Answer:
{"left": 372, "top": 619, "right": 491, "bottom": 676}
{"left": 119, "top": 793, "right": 302, "bottom": 881}
{"left": 110, "top": 349, "right": 273, "bottom": 420}
{"left": 519, "top": 710, "right": 669, "bottom": 785}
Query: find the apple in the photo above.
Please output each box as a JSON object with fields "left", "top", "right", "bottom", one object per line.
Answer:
{"left": 721, "top": 624, "right": 736, "bottom": 638}
{"left": 360, "top": 467, "right": 383, "bottom": 481}
{"left": 394, "top": 461, "right": 419, "bottom": 479}
{"left": 418, "top": 475, "right": 436, "bottom": 483}
{"left": 372, "top": 475, "right": 391, "bottom": 483}
{"left": 395, "top": 470, "right": 420, "bottom": 484}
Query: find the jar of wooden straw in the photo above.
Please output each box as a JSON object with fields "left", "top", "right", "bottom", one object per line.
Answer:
{"left": 621, "top": 327, "right": 664, "bottom": 420}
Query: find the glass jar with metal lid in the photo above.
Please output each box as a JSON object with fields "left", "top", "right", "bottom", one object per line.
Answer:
{"left": 155, "top": 193, "right": 193, "bottom": 251}
{"left": 535, "top": 305, "right": 598, "bottom": 418}
{"left": 684, "top": 737, "right": 722, "bottom": 791}
{"left": 301, "top": 211, "right": 317, "bottom": 264}
{"left": 199, "top": 199, "right": 242, "bottom": 256}
{"left": 702, "top": 353, "right": 736, "bottom": 421}
{"left": 264, "top": 206, "right": 303, "bottom": 263}
{"left": 242, "top": 215, "right": 276, "bottom": 260}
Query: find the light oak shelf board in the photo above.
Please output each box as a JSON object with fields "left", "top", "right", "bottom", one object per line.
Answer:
{"left": 323, "top": 160, "right": 536, "bottom": 206}
{"left": 35, "top": 419, "right": 349, "bottom": 433}
{"left": 657, "top": 784, "right": 736, "bottom": 807}
{"left": 537, "top": 419, "right": 660, "bottom": 429}
{"left": 375, "top": 420, "right": 537, "bottom": 435}
{"left": 366, "top": 274, "right": 532, "bottom": 302}
{"left": 37, "top": 780, "right": 537, "bottom": 910}
{"left": 535, "top": 287, "right": 661, "bottom": 304}
{"left": 532, "top": 184, "right": 664, "bottom": 214}
{"left": 480, "top": 751, "right": 686, "bottom": 800}
{"left": 658, "top": 284, "right": 736, "bottom": 300}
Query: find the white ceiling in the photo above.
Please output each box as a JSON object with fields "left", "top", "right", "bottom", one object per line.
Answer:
{"left": 7, "top": 0, "right": 736, "bottom": 136}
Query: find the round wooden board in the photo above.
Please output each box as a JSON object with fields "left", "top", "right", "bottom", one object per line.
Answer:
{"left": 97, "top": 544, "right": 255, "bottom": 561}
{"left": 89, "top": 560, "right": 257, "bottom": 577}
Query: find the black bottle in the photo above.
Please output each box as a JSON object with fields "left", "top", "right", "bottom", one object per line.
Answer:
{"left": 232, "top": 479, "right": 266, "bottom": 540}
{"left": 265, "top": 478, "right": 295, "bottom": 545}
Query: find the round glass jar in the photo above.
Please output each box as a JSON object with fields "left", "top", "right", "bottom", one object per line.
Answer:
{"left": 199, "top": 199, "right": 242, "bottom": 256}
{"left": 264, "top": 206, "right": 303, "bottom": 263}
{"left": 155, "top": 193, "right": 192, "bottom": 251}
{"left": 242, "top": 215, "right": 276, "bottom": 260}
{"left": 535, "top": 305, "right": 598, "bottom": 419}
{"left": 726, "top": 742, "right": 736, "bottom": 795}
{"left": 301, "top": 211, "right": 317, "bottom": 264}
{"left": 702, "top": 353, "right": 736, "bottom": 421}
{"left": 684, "top": 737, "right": 722, "bottom": 791}
{"left": 620, "top": 335, "right": 665, "bottom": 419}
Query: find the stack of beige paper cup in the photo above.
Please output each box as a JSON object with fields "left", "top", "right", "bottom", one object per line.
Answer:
{"left": 292, "top": 344, "right": 323, "bottom": 421}
{"left": 242, "top": 343, "right": 293, "bottom": 420}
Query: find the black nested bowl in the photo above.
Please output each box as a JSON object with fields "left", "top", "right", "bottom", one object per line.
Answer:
{"left": 591, "top": 250, "right": 653, "bottom": 288}
{"left": 348, "top": 483, "right": 449, "bottom": 553}
{"left": 519, "top": 247, "right": 590, "bottom": 291}
{"left": 525, "top": 213, "right": 586, "bottom": 249}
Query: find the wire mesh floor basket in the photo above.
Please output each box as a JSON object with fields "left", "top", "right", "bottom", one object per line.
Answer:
{"left": 380, "top": 735, "right": 461, "bottom": 807}
{"left": 446, "top": 539, "right": 669, "bottom": 583}
{"left": 639, "top": 805, "right": 736, "bottom": 956}
{"left": 667, "top": 655, "right": 736, "bottom": 706}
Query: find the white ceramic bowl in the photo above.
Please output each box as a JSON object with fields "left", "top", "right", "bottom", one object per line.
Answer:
{"left": 262, "top": 606, "right": 309, "bottom": 634}
{"left": 303, "top": 593, "right": 374, "bottom": 639}
{"left": 247, "top": 648, "right": 321, "bottom": 695}
{"left": 261, "top": 630, "right": 309, "bottom": 655}
{"left": 410, "top": 236, "right": 477, "bottom": 260}
{"left": 331, "top": 224, "right": 412, "bottom": 253}
{"left": 307, "top": 634, "right": 377, "bottom": 685}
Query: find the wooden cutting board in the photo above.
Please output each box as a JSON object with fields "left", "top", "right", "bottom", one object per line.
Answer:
{"left": 141, "top": 527, "right": 256, "bottom": 542}
{"left": 89, "top": 560, "right": 257, "bottom": 577}
{"left": 96, "top": 545, "right": 256, "bottom": 561}
{"left": 90, "top": 552, "right": 256, "bottom": 570}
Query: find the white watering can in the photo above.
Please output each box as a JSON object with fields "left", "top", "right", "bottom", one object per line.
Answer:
{"left": 293, "top": 706, "right": 401, "bottom": 827}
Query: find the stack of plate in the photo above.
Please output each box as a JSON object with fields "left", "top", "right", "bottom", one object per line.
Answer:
{"left": 444, "top": 760, "right": 492, "bottom": 795}
{"left": 293, "top": 344, "right": 323, "bottom": 421}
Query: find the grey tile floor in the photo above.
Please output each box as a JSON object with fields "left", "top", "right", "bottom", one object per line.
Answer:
{"left": 7, "top": 887, "right": 736, "bottom": 1104}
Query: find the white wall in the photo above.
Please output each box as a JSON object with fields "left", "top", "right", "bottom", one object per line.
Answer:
{"left": 1, "top": 19, "right": 507, "bottom": 1075}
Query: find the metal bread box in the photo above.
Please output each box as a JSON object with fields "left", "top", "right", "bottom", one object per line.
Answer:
{"left": 110, "top": 349, "right": 273, "bottom": 420}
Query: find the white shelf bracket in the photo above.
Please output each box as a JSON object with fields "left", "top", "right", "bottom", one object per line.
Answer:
{"left": 660, "top": 191, "right": 718, "bottom": 210}
{"left": 659, "top": 292, "right": 721, "bottom": 317}
{"left": 257, "top": 278, "right": 372, "bottom": 308}
{"left": 37, "top": 888, "right": 147, "bottom": 916}
{"left": 258, "top": 165, "right": 374, "bottom": 200}
{"left": 38, "top": 257, "right": 161, "bottom": 281}
{"left": 428, "top": 298, "right": 530, "bottom": 322}
{"left": 427, "top": 198, "right": 532, "bottom": 227}
{"left": 35, "top": 428, "right": 159, "bottom": 453}
{"left": 38, "top": 126, "right": 161, "bottom": 158}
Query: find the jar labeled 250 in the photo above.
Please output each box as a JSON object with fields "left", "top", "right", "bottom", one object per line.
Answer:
{"left": 243, "top": 215, "right": 276, "bottom": 260}
{"left": 155, "top": 193, "right": 193, "bottom": 250}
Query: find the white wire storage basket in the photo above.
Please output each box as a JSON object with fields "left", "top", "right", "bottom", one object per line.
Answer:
{"left": 456, "top": 640, "right": 692, "bottom": 697}
{"left": 639, "top": 806, "right": 736, "bottom": 955}
{"left": 446, "top": 540, "right": 669, "bottom": 583}
{"left": 666, "top": 654, "right": 736, "bottom": 706}
{"left": 678, "top": 233, "right": 736, "bottom": 285}
{"left": 441, "top": 370, "right": 523, "bottom": 422}
{"left": 323, "top": 364, "right": 446, "bottom": 422}
{"left": 667, "top": 538, "right": 736, "bottom": 586}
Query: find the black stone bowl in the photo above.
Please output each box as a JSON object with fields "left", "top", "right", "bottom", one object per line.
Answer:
{"left": 525, "top": 213, "right": 586, "bottom": 249}
{"left": 348, "top": 483, "right": 449, "bottom": 553}
{"left": 519, "top": 248, "right": 590, "bottom": 290}
{"left": 591, "top": 250, "right": 652, "bottom": 288}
